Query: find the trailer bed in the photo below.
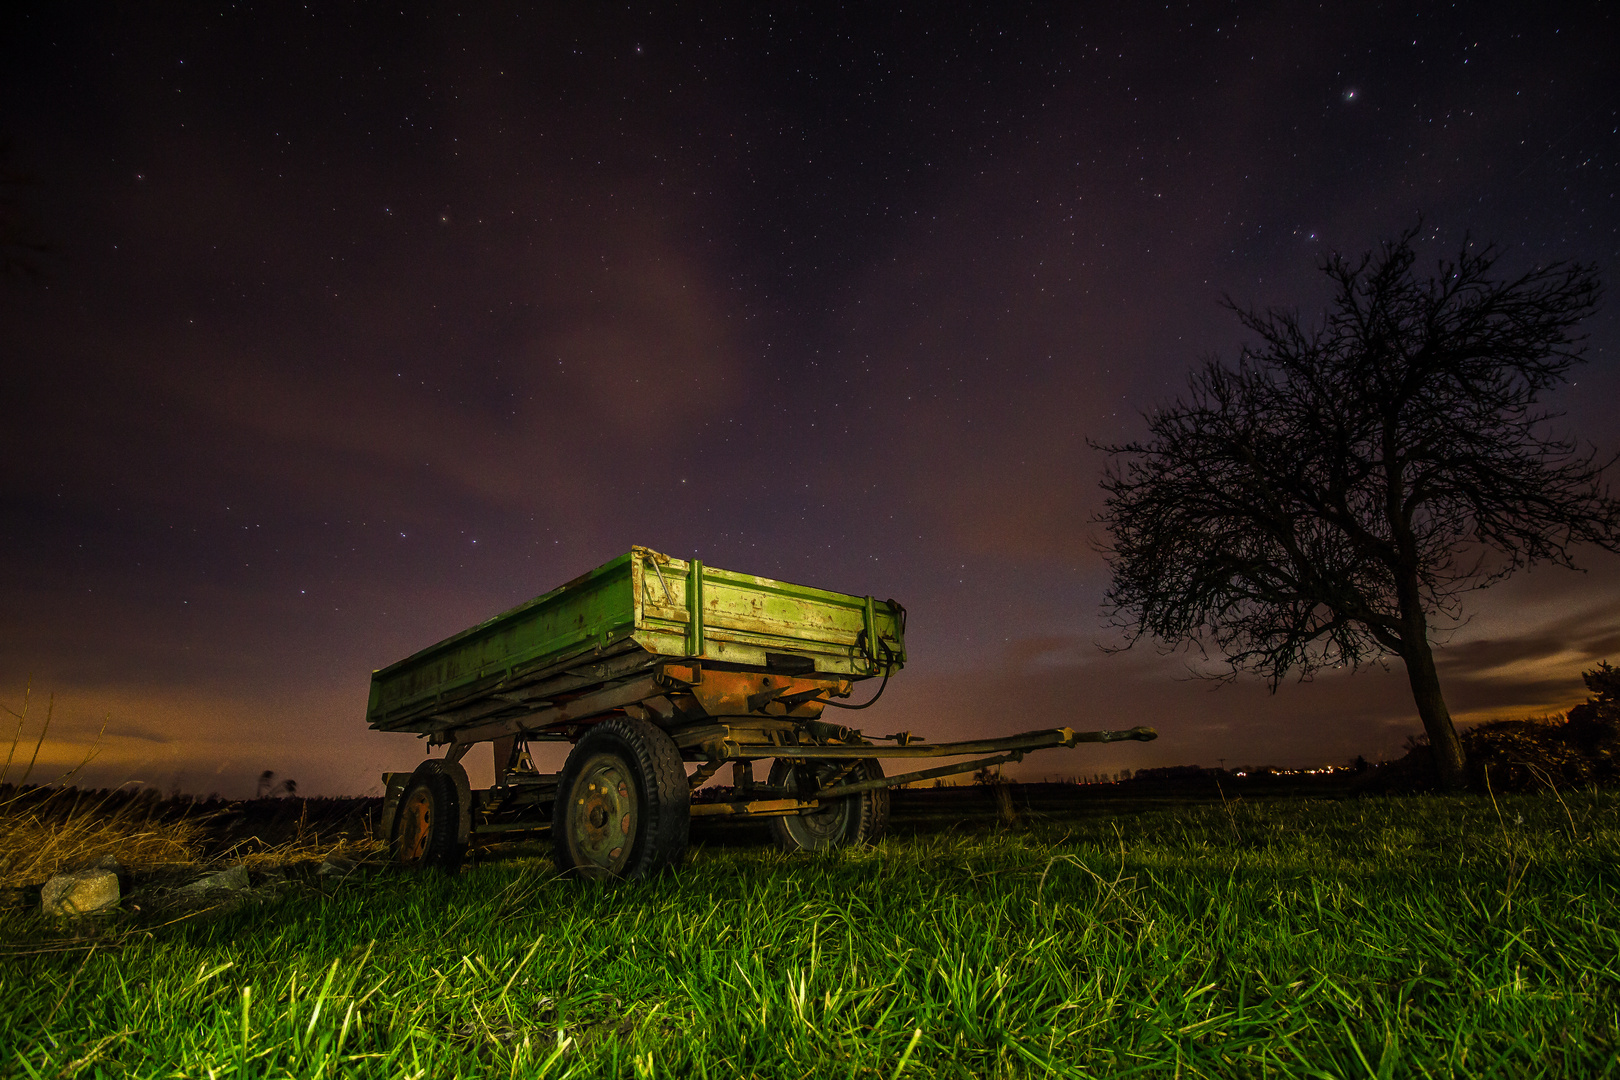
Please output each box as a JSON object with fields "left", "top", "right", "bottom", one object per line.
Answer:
{"left": 367, "top": 545, "right": 906, "bottom": 737}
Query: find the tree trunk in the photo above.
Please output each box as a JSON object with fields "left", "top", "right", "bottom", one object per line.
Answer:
{"left": 1400, "top": 636, "right": 1467, "bottom": 791}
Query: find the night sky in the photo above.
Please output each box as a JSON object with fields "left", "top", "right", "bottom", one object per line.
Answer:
{"left": 4, "top": 3, "right": 1619, "bottom": 797}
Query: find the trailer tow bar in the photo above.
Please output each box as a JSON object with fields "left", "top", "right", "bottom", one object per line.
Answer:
{"left": 687, "top": 725, "right": 1157, "bottom": 817}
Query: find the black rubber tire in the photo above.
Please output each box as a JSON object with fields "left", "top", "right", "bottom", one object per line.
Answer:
{"left": 767, "top": 757, "right": 889, "bottom": 852}
{"left": 392, "top": 761, "right": 468, "bottom": 872}
{"left": 553, "top": 717, "right": 690, "bottom": 879}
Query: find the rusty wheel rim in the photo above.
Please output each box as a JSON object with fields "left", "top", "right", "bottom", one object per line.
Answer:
{"left": 569, "top": 754, "right": 636, "bottom": 875}
{"left": 398, "top": 787, "right": 433, "bottom": 863}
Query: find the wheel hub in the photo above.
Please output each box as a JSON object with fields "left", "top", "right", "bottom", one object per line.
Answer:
{"left": 570, "top": 757, "right": 636, "bottom": 874}
{"left": 788, "top": 763, "right": 852, "bottom": 840}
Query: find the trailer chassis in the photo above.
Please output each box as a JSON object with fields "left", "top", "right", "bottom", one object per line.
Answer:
{"left": 380, "top": 657, "right": 1155, "bottom": 865}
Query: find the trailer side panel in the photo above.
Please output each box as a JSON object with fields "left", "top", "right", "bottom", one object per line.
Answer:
{"left": 367, "top": 553, "right": 637, "bottom": 730}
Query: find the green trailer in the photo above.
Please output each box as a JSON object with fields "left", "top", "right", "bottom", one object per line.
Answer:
{"left": 371, "top": 545, "right": 1154, "bottom": 877}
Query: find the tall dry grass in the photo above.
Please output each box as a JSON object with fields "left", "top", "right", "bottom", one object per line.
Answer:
{"left": 216, "top": 798, "right": 388, "bottom": 871}
{"left": 0, "top": 791, "right": 207, "bottom": 890}
{"left": 3, "top": 685, "right": 392, "bottom": 892}
{"left": 1, "top": 684, "right": 205, "bottom": 889}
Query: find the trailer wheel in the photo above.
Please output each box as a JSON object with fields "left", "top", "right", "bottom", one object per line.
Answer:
{"left": 768, "top": 758, "right": 889, "bottom": 851}
{"left": 553, "top": 717, "right": 689, "bottom": 879}
{"left": 393, "top": 760, "right": 469, "bottom": 871}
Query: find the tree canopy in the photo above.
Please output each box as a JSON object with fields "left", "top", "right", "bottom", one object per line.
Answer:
{"left": 1098, "top": 226, "right": 1619, "bottom": 788}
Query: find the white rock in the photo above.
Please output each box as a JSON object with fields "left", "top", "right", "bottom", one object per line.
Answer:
{"left": 182, "top": 865, "right": 251, "bottom": 892}
{"left": 41, "top": 868, "right": 120, "bottom": 916}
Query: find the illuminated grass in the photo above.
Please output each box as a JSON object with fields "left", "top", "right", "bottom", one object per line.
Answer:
{"left": 3, "top": 795, "right": 1618, "bottom": 1078}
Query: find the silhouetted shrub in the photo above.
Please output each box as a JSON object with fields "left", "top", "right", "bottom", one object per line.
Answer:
{"left": 1357, "top": 660, "right": 1620, "bottom": 794}
{"left": 1462, "top": 717, "right": 1601, "bottom": 792}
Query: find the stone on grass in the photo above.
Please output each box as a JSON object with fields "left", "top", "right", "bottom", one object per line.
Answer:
{"left": 182, "top": 865, "right": 251, "bottom": 893}
{"left": 41, "top": 868, "right": 120, "bottom": 916}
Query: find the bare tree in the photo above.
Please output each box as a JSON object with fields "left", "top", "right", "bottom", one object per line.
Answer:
{"left": 1097, "top": 226, "right": 1619, "bottom": 789}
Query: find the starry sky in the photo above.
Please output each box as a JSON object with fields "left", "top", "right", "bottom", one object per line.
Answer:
{"left": 3, "top": 3, "right": 1619, "bottom": 797}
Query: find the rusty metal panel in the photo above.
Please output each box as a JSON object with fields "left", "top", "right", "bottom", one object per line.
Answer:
{"left": 671, "top": 668, "right": 851, "bottom": 719}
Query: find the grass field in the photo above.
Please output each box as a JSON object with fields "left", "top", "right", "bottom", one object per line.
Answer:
{"left": 4, "top": 793, "right": 1618, "bottom": 1078}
